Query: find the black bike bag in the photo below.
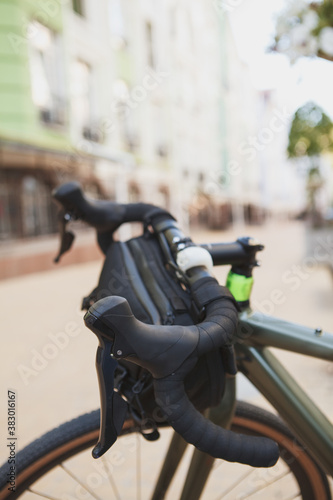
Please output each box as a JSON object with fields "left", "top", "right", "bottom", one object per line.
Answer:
{"left": 82, "top": 231, "right": 235, "bottom": 419}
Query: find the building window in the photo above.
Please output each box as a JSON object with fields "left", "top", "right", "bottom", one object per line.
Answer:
{"left": 72, "top": 0, "right": 85, "bottom": 16}
{"left": 157, "top": 186, "right": 170, "bottom": 210}
{"left": 113, "top": 79, "right": 139, "bottom": 151}
{"left": 128, "top": 183, "right": 141, "bottom": 203}
{"left": 154, "top": 107, "right": 168, "bottom": 158}
{"left": 169, "top": 8, "right": 176, "bottom": 36}
{"left": 145, "top": 21, "right": 155, "bottom": 68}
{"left": 21, "top": 176, "right": 56, "bottom": 237}
{"left": 0, "top": 180, "right": 13, "bottom": 240}
{"left": 0, "top": 171, "right": 58, "bottom": 240}
{"left": 71, "top": 60, "right": 103, "bottom": 142}
{"left": 117, "top": 101, "right": 138, "bottom": 151}
{"left": 108, "top": 0, "right": 126, "bottom": 48}
{"left": 175, "top": 8, "right": 193, "bottom": 52}
{"left": 28, "top": 22, "right": 66, "bottom": 126}
{"left": 198, "top": 172, "right": 205, "bottom": 184}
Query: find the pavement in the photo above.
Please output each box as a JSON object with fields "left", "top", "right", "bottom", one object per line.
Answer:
{"left": 0, "top": 219, "right": 332, "bottom": 493}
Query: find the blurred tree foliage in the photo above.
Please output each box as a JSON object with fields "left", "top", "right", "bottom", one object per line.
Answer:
{"left": 273, "top": 0, "right": 333, "bottom": 62}
{"left": 288, "top": 101, "right": 333, "bottom": 158}
{"left": 288, "top": 101, "right": 333, "bottom": 224}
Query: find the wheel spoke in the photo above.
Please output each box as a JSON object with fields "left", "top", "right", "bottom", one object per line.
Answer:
{"left": 2, "top": 405, "right": 328, "bottom": 500}
{"left": 28, "top": 488, "right": 62, "bottom": 500}
{"left": 102, "top": 454, "right": 121, "bottom": 500}
{"left": 136, "top": 433, "right": 141, "bottom": 500}
{"left": 60, "top": 464, "right": 103, "bottom": 500}
{"left": 239, "top": 470, "right": 291, "bottom": 499}
{"left": 285, "top": 493, "right": 302, "bottom": 500}
{"left": 214, "top": 468, "right": 255, "bottom": 500}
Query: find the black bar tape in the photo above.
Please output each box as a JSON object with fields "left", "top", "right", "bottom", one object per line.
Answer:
{"left": 191, "top": 277, "right": 239, "bottom": 311}
{"left": 142, "top": 207, "right": 176, "bottom": 227}
{"left": 86, "top": 291, "right": 279, "bottom": 467}
{"left": 154, "top": 373, "right": 279, "bottom": 468}
{"left": 124, "top": 204, "right": 175, "bottom": 226}
{"left": 53, "top": 183, "right": 175, "bottom": 233}
{"left": 194, "top": 293, "right": 238, "bottom": 355}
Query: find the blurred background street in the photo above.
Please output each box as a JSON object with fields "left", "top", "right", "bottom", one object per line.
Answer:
{"left": 0, "top": 219, "right": 332, "bottom": 467}
{"left": 1, "top": 0, "right": 333, "bottom": 280}
{"left": 0, "top": 0, "right": 333, "bottom": 493}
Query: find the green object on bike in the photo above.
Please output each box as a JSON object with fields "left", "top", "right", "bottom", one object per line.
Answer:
{"left": 226, "top": 271, "right": 253, "bottom": 302}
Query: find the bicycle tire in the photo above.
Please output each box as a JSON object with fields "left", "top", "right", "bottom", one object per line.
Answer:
{"left": 0, "top": 402, "right": 330, "bottom": 500}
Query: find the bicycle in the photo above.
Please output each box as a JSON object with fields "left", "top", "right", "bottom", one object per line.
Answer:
{"left": 0, "top": 182, "right": 332, "bottom": 500}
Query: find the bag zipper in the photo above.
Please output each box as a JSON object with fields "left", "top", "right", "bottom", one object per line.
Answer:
{"left": 163, "top": 310, "right": 175, "bottom": 325}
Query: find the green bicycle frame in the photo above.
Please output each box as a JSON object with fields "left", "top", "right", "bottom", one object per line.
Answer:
{"left": 237, "top": 310, "right": 333, "bottom": 476}
{"left": 152, "top": 310, "right": 333, "bottom": 500}
{"left": 152, "top": 260, "right": 333, "bottom": 499}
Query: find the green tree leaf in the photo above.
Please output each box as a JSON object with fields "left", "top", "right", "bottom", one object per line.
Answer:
{"left": 287, "top": 101, "right": 333, "bottom": 158}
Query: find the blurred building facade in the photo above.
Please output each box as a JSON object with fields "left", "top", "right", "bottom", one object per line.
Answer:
{"left": 201, "top": 19, "right": 306, "bottom": 228}
{"left": 0, "top": 1, "right": 67, "bottom": 240}
{"left": 0, "top": 0, "right": 304, "bottom": 277}
{"left": 0, "top": 0, "right": 229, "bottom": 245}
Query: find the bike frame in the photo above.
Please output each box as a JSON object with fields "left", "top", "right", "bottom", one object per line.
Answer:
{"left": 238, "top": 310, "right": 333, "bottom": 476}
{"left": 152, "top": 310, "right": 333, "bottom": 500}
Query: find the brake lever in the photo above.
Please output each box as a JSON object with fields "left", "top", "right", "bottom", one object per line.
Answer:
{"left": 84, "top": 311, "right": 128, "bottom": 459}
{"left": 54, "top": 211, "right": 75, "bottom": 263}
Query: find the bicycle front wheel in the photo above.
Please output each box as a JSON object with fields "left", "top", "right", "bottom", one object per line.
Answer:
{"left": 0, "top": 402, "right": 330, "bottom": 500}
